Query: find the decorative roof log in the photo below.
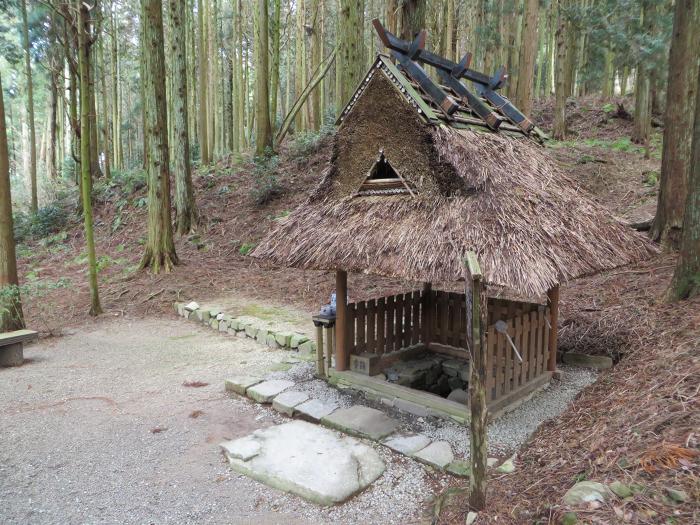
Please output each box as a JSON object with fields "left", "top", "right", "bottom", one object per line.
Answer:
{"left": 437, "top": 70, "right": 502, "bottom": 130}
{"left": 392, "top": 47, "right": 459, "bottom": 116}
{"left": 474, "top": 83, "right": 534, "bottom": 134}
{"left": 372, "top": 18, "right": 535, "bottom": 132}
{"left": 372, "top": 19, "right": 494, "bottom": 86}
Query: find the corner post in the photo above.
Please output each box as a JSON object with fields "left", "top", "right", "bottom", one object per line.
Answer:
{"left": 547, "top": 285, "right": 559, "bottom": 372}
{"left": 465, "top": 252, "right": 487, "bottom": 511}
{"left": 335, "top": 270, "right": 348, "bottom": 371}
{"left": 315, "top": 324, "right": 325, "bottom": 377}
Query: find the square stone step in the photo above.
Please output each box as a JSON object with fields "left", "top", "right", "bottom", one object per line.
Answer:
{"left": 382, "top": 433, "right": 431, "bottom": 455}
{"left": 411, "top": 440, "right": 454, "bottom": 469}
{"left": 246, "top": 380, "right": 295, "bottom": 403}
{"left": 295, "top": 399, "right": 338, "bottom": 422}
{"left": 225, "top": 376, "right": 263, "bottom": 396}
{"left": 272, "top": 391, "right": 310, "bottom": 416}
{"left": 322, "top": 405, "right": 400, "bottom": 441}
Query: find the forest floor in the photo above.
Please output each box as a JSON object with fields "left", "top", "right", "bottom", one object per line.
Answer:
{"left": 9, "top": 96, "right": 700, "bottom": 523}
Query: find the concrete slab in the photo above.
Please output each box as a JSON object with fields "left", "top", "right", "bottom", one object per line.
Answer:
{"left": 412, "top": 441, "right": 454, "bottom": 469}
{"left": 272, "top": 391, "right": 309, "bottom": 416}
{"left": 220, "top": 436, "right": 261, "bottom": 461}
{"left": 295, "top": 399, "right": 338, "bottom": 422}
{"left": 221, "top": 421, "right": 385, "bottom": 506}
{"left": 322, "top": 405, "right": 400, "bottom": 441}
{"left": 382, "top": 433, "right": 431, "bottom": 455}
{"left": 246, "top": 380, "right": 295, "bottom": 403}
{"left": 224, "top": 376, "right": 263, "bottom": 396}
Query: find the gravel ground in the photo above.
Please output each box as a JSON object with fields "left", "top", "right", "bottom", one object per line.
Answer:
{"left": 0, "top": 316, "right": 446, "bottom": 525}
{"left": 272, "top": 362, "right": 597, "bottom": 459}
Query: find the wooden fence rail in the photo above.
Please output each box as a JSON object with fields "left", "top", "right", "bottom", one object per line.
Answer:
{"left": 345, "top": 290, "right": 425, "bottom": 356}
{"left": 344, "top": 289, "right": 551, "bottom": 406}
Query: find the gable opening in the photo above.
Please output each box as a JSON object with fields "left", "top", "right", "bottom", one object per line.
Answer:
{"left": 356, "top": 150, "right": 416, "bottom": 197}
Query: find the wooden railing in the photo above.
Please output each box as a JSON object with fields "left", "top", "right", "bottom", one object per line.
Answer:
{"left": 344, "top": 289, "right": 552, "bottom": 406}
{"left": 485, "top": 306, "right": 550, "bottom": 403}
{"left": 345, "top": 290, "right": 425, "bottom": 356}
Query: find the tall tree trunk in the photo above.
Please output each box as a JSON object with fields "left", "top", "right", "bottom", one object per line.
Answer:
{"left": 399, "top": 0, "right": 425, "bottom": 40}
{"left": 207, "top": 0, "right": 216, "bottom": 158}
{"left": 48, "top": 69, "right": 58, "bottom": 179}
{"left": 386, "top": 0, "right": 398, "bottom": 34}
{"left": 445, "top": 0, "right": 455, "bottom": 61}
{"left": 602, "top": 46, "right": 614, "bottom": 98}
{"left": 650, "top": 0, "right": 700, "bottom": 248}
{"left": 140, "top": 0, "right": 178, "bottom": 273}
{"left": 294, "top": 0, "right": 307, "bottom": 132}
{"left": 0, "top": 72, "right": 24, "bottom": 331}
{"left": 20, "top": 0, "right": 38, "bottom": 213}
{"left": 553, "top": 0, "right": 569, "bottom": 139}
{"left": 99, "top": 34, "right": 111, "bottom": 180}
{"left": 514, "top": 0, "right": 538, "bottom": 116}
{"left": 68, "top": 36, "right": 79, "bottom": 185}
{"left": 169, "top": 0, "right": 198, "bottom": 234}
{"left": 89, "top": 44, "right": 102, "bottom": 180}
{"left": 254, "top": 0, "right": 273, "bottom": 154}
{"left": 270, "top": 0, "right": 281, "bottom": 129}
{"left": 77, "top": 0, "right": 103, "bottom": 316}
{"left": 198, "top": 0, "right": 210, "bottom": 164}
{"left": 310, "top": 0, "right": 322, "bottom": 131}
{"left": 236, "top": 0, "right": 246, "bottom": 149}
{"left": 632, "top": 2, "right": 654, "bottom": 144}
{"left": 667, "top": 60, "right": 700, "bottom": 302}
{"left": 336, "top": 0, "right": 364, "bottom": 115}
{"left": 110, "top": 6, "right": 122, "bottom": 170}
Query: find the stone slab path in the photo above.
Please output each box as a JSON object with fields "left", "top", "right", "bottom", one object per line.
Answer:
{"left": 221, "top": 421, "right": 386, "bottom": 506}
{"left": 223, "top": 375, "right": 472, "bottom": 480}
{"left": 322, "top": 406, "right": 400, "bottom": 441}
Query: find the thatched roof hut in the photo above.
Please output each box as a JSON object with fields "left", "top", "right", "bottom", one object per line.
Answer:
{"left": 252, "top": 55, "right": 655, "bottom": 298}
{"left": 252, "top": 39, "right": 657, "bottom": 418}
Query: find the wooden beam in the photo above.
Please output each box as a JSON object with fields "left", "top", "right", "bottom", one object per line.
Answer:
{"left": 336, "top": 270, "right": 348, "bottom": 371}
{"left": 475, "top": 83, "right": 534, "bottom": 133}
{"left": 392, "top": 50, "right": 459, "bottom": 115}
{"left": 465, "top": 251, "right": 487, "bottom": 511}
{"left": 372, "top": 19, "right": 494, "bottom": 86}
{"left": 437, "top": 70, "right": 502, "bottom": 130}
{"left": 547, "top": 285, "right": 559, "bottom": 372}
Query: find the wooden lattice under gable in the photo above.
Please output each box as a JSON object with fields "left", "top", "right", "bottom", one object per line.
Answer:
{"left": 355, "top": 150, "right": 416, "bottom": 197}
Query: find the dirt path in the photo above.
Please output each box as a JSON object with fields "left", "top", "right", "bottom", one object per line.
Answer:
{"left": 0, "top": 316, "right": 440, "bottom": 525}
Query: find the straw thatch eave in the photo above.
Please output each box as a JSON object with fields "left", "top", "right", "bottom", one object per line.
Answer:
{"left": 251, "top": 126, "right": 657, "bottom": 297}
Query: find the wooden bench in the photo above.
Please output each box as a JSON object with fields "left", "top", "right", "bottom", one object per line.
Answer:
{"left": 0, "top": 329, "right": 39, "bottom": 367}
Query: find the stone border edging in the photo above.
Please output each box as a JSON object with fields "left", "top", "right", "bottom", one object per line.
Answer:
{"left": 173, "top": 301, "right": 317, "bottom": 356}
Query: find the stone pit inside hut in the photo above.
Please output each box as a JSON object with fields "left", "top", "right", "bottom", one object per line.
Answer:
{"left": 384, "top": 354, "right": 470, "bottom": 402}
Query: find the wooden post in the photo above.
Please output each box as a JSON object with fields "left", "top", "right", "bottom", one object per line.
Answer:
{"left": 325, "top": 326, "right": 333, "bottom": 376}
{"left": 315, "top": 324, "right": 325, "bottom": 377}
{"left": 547, "top": 285, "right": 559, "bottom": 372}
{"left": 335, "top": 270, "right": 348, "bottom": 371}
{"left": 465, "top": 251, "right": 488, "bottom": 511}
{"left": 421, "top": 282, "right": 432, "bottom": 345}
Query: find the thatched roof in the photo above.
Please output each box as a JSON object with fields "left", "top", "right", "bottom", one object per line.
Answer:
{"left": 251, "top": 59, "right": 656, "bottom": 297}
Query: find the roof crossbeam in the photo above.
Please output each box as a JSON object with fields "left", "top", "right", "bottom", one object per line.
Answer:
{"left": 372, "top": 19, "right": 535, "bottom": 133}
{"left": 390, "top": 31, "right": 459, "bottom": 117}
